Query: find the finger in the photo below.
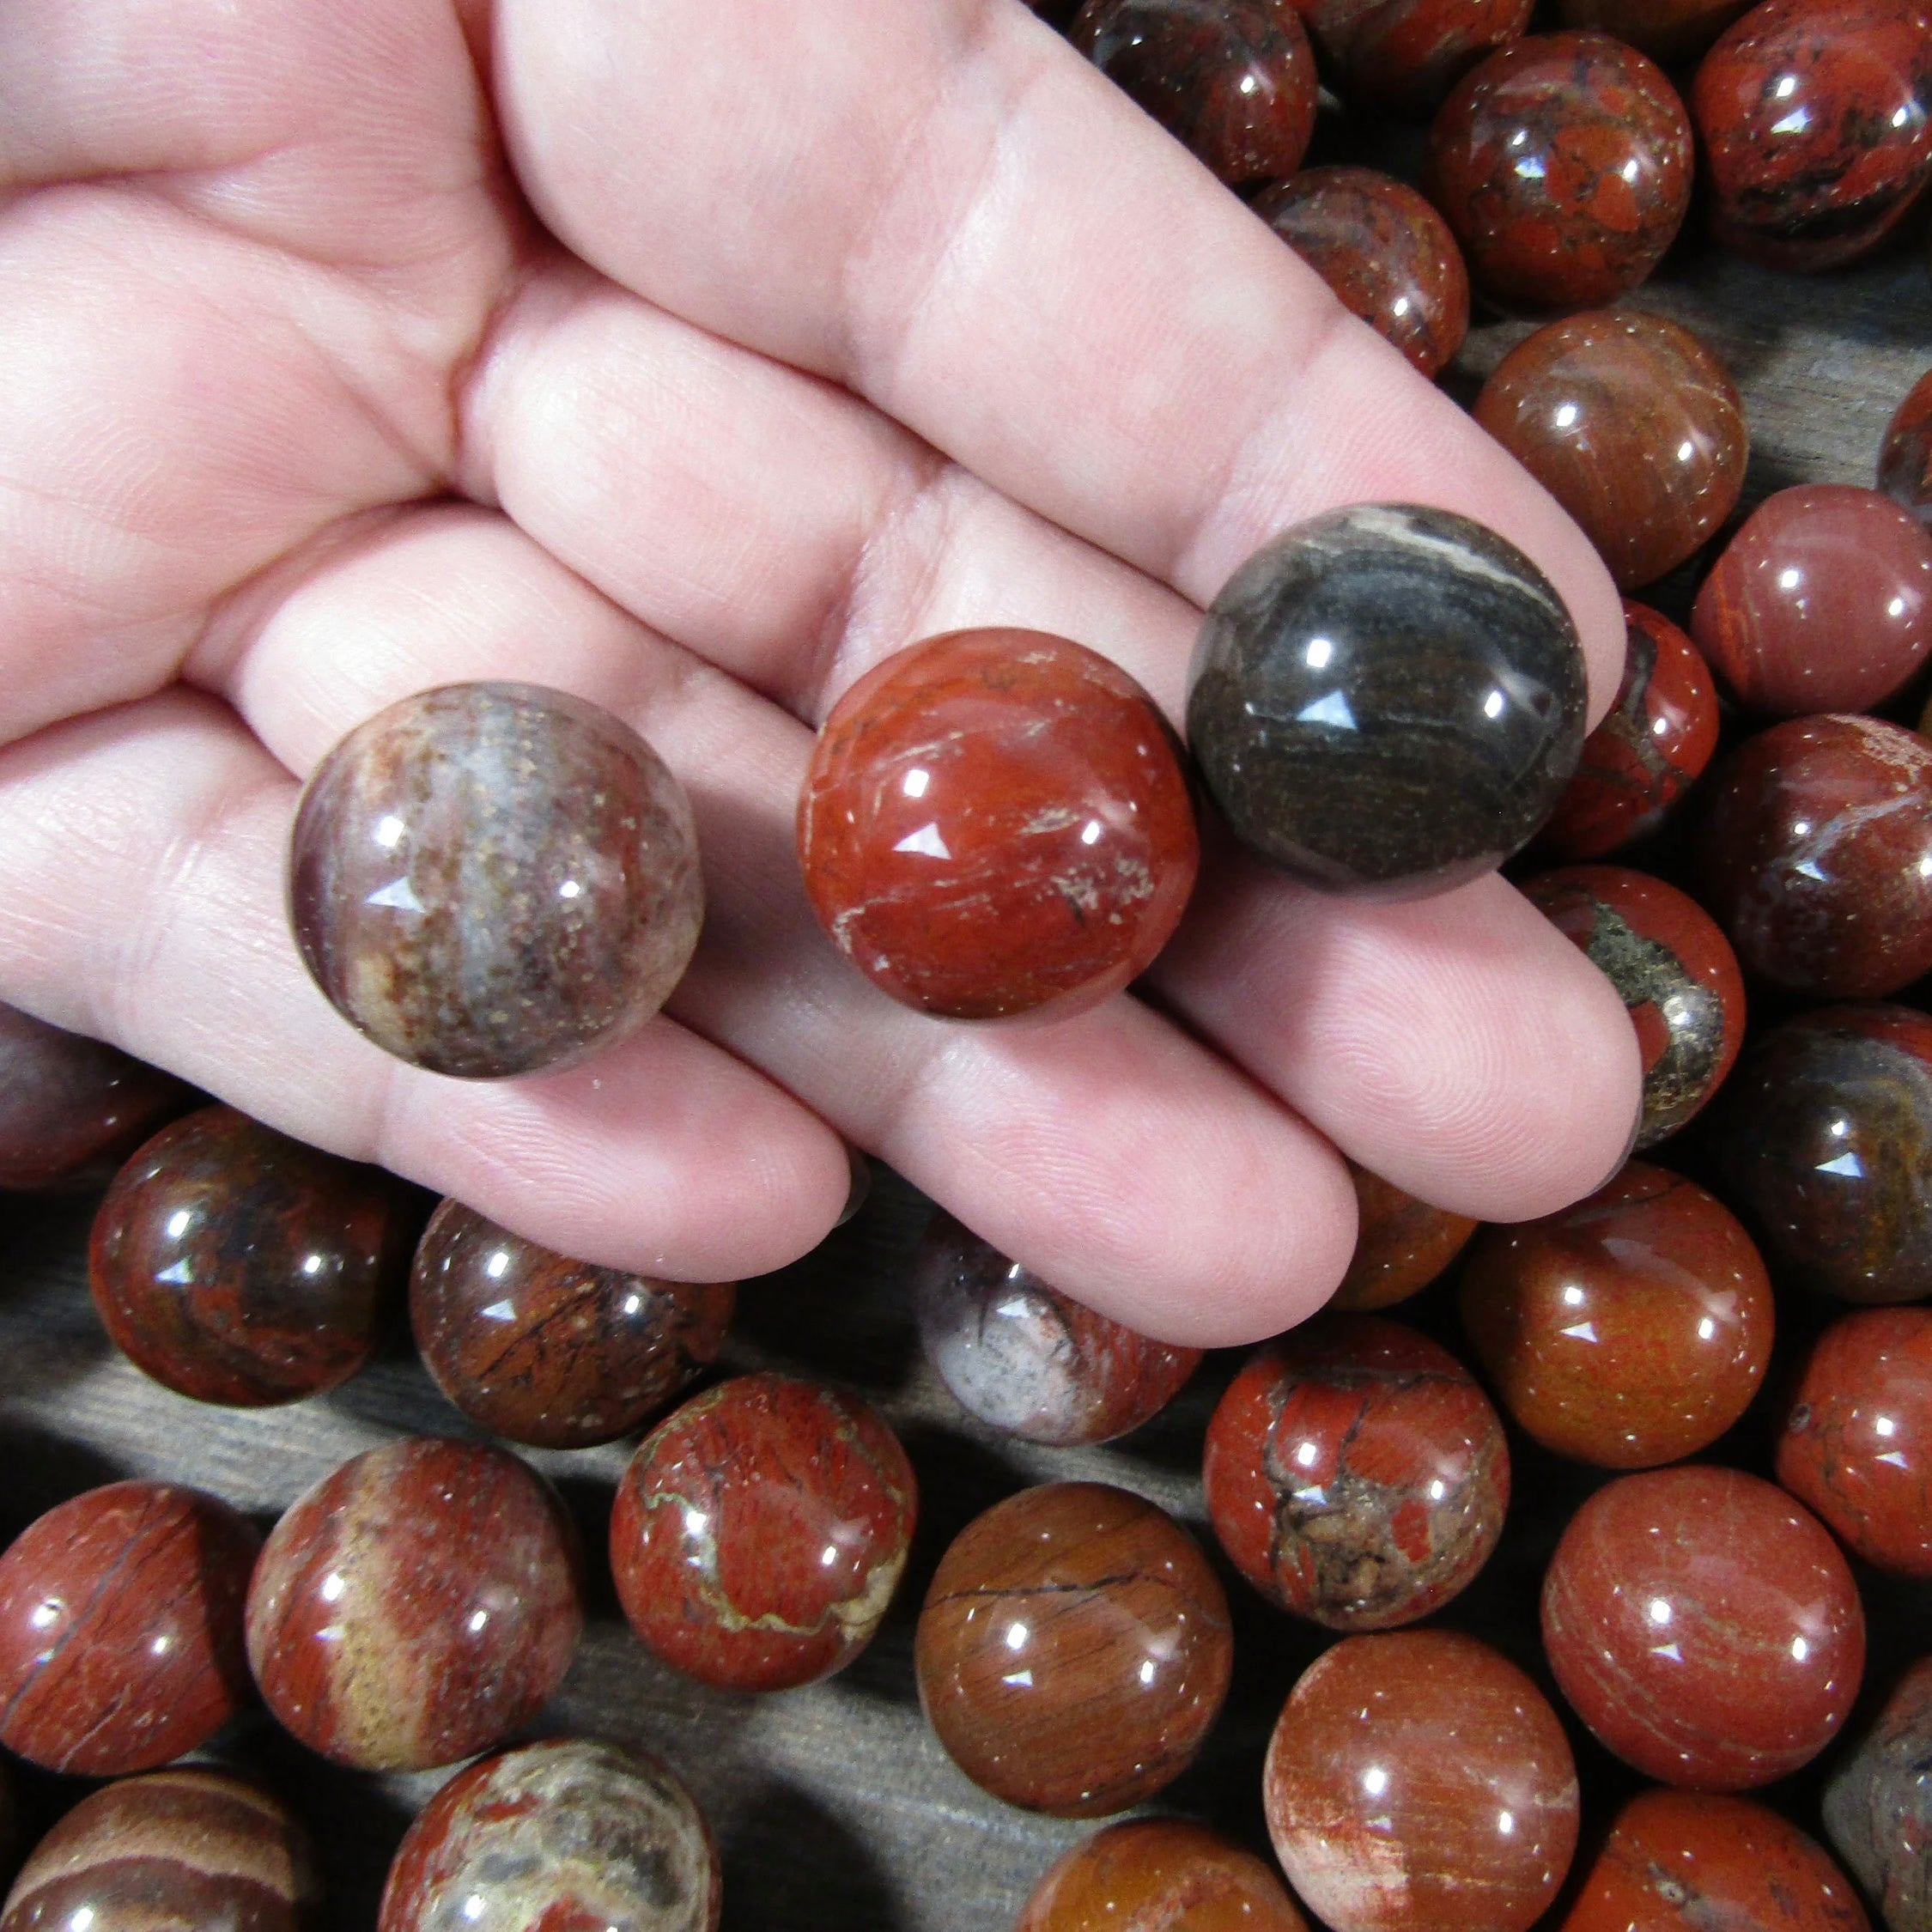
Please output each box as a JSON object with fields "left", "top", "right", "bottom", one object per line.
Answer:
{"left": 493, "top": 0, "right": 1625, "bottom": 713}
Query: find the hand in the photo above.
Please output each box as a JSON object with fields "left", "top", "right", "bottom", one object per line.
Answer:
{"left": 0, "top": 0, "right": 1639, "bottom": 1344}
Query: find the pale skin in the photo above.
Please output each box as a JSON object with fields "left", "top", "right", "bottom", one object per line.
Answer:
{"left": 0, "top": 0, "right": 1642, "bottom": 1346}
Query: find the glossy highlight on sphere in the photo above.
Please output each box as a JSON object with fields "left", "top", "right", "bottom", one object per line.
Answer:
{"left": 1778, "top": 1306, "right": 1932, "bottom": 1576}
{"left": 378, "top": 1739, "right": 721, "bottom": 1932}
{"left": 1712, "top": 1004, "right": 1932, "bottom": 1305}
{"left": 799, "top": 629, "right": 1199, "bottom": 1021}
{"left": 1264, "top": 1630, "right": 1579, "bottom": 1932}
{"left": 1536, "top": 604, "right": 1720, "bottom": 864}
{"left": 1330, "top": 1162, "right": 1478, "bottom": 1312}
{"left": 1558, "top": 1789, "right": 1869, "bottom": 1932}
{"left": 1696, "top": 717, "right": 1932, "bottom": 999}
{"left": 1070, "top": 0, "right": 1317, "bottom": 185}
{"left": 1881, "top": 370, "right": 1932, "bottom": 526}
{"left": 1823, "top": 1658, "right": 1932, "bottom": 1932}
{"left": 289, "top": 681, "right": 703, "bottom": 1079}
{"left": 1188, "top": 504, "right": 1585, "bottom": 897}
{"left": 1541, "top": 1465, "right": 1865, "bottom": 1788}
{"left": 1692, "top": 0, "right": 1932, "bottom": 270}
{"left": 611, "top": 1373, "right": 915, "bottom": 1692}
{"left": 1300, "top": 0, "right": 1534, "bottom": 117}
{"left": 245, "top": 1437, "right": 581, "bottom": 1771}
{"left": 1204, "top": 1315, "right": 1508, "bottom": 1629}
{"left": 915, "top": 1481, "right": 1232, "bottom": 1817}
{"left": 1426, "top": 33, "right": 1692, "bottom": 313}
{"left": 1014, "top": 1820, "right": 1309, "bottom": 1932}
{"left": 410, "top": 1197, "right": 734, "bottom": 1449}
{"left": 1475, "top": 315, "right": 1747, "bottom": 592}
{"left": 89, "top": 1103, "right": 408, "bottom": 1407}
{"left": 1522, "top": 866, "right": 1745, "bottom": 1148}
{"left": 1693, "top": 485, "right": 1932, "bottom": 715}
{"left": 913, "top": 1211, "right": 1200, "bottom": 1444}
{"left": 1255, "top": 167, "right": 1469, "bottom": 378}
{"left": 0, "top": 1771, "right": 319, "bottom": 1932}
{"left": 1460, "top": 1161, "right": 1772, "bottom": 1468}
{"left": 0, "top": 1480, "right": 258, "bottom": 1775}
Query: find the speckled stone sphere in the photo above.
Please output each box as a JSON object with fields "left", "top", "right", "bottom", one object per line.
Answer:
{"left": 1824, "top": 1658, "right": 1932, "bottom": 1932}
{"left": 410, "top": 1198, "right": 734, "bottom": 1449}
{"left": 379, "top": 1739, "right": 721, "bottom": 1932}
{"left": 1299, "top": 0, "right": 1536, "bottom": 117}
{"left": 1553, "top": 0, "right": 1753, "bottom": 62}
{"left": 1188, "top": 504, "right": 1586, "bottom": 898}
{"left": 913, "top": 1211, "right": 1200, "bottom": 1444}
{"left": 0, "top": 1771, "right": 319, "bottom": 1932}
{"left": 245, "top": 1437, "right": 582, "bottom": 1771}
{"left": 1882, "top": 370, "right": 1932, "bottom": 526}
{"left": 1329, "top": 1162, "right": 1479, "bottom": 1312}
{"left": 289, "top": 682, "right": 703, "bottom": 1079}
{"left": 1264, "top": 1630, "right": 1579, "bottom": 1932}
{"left": 1014, "top": 1820, "right": 1309, "bottom": 1932}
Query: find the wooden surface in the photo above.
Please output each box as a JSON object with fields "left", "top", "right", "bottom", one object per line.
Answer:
{"left": 0, "top": 224, "right": 1929, "bottom": 1928}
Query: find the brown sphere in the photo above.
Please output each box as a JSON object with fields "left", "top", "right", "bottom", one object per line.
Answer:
{"left": 1301, "top": 0, "right": 1535, "bottom": 118}
{"left": 1014, "top": 1820, "right": 1309, "bottom": 1932}
{"left": 1553, "top": 0, "right": 1753, "bottom": 63}
{"left": 1329, "top": 1161, "right": 1479, "bottom": 1311}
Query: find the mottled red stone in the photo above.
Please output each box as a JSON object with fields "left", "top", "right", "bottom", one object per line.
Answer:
{"left": 1712, "top": 1004, "right": 1932, "bottom": 1305}
{"left": 611, "top": 1373, "right": 915, "bottom": 1692}
{"left": 410, "top": 1197, "right": 734, "bottom": 1449}
{"left": 1329, "top": 1163, "right": 1478, "bottom": 1312}
{"left": 1553, "top": 0, "right": 1753, "bottom": 62}
{"left": 1559, "top": 1789, "right": 1869, "bottom": 1932}
{"left": 1298, "top": 0, "right": 1534, "bottom": 117}
{"left": 1203, "top": 1315, "right": 1508, "bottom": 1630}
{"left": 245, "top": 1437, "right": 581, "bottom": 1771}
{"left": 379, "top": 1738, "right": 720, "bottom": 1932}
{"left": 1522, "top": 867, "right": 1745, "bottom": 1148}
{"left": 1255, "top": 167, "right": 1469, "bottom": 378}
{"left": 1692, "top": 486, "right": 1932, "bottom": 715}
{"left": 798, "top": 630, "right": 1199, "bottom": 1022}
{"left": 88, "top": 1104, "right": 408, "bottom": 1408}
{"left": 1475, "top": 316, "right": 1747, "bottom": 591}
{"left": 916, "top": 1481, "right": 1231, "bottom": 1817}
{"left": 1778, "top": 1306, "right": 1932, "bottom": 1577}
{"left": 0, "top": 1481, "right": 258, "bottom": 1776}
{"left": 1015, "top": 1820, "right": 1309, "bottom": 1932}
{"left": 1068, "top": 0, "right": 1317, "bottom": 185}
{"left": 1460, "top": 1161, "right": 1772, "bottom": 1468}
{"left": 1426, "top": 33, "right": 1692, "bottom": 312}
{"left": 1882, "top": 370, "right": 1932, "bottom": 527}
{"left": 1264, "top": 1630, "right": 1579, "bottom": 1932}
{"left": 1535, "top": 604, "right": 1721, "bottom": 864}
{"left": 1541, "top": 1465, "right": 1865, "bottom": 1788}
{"left": 1823, "top": 1657, "right": 1932, "bottom": 1932}
{"left": 1692, "top": 0, "right": 1932, "bottom": 271}
{"left": 0, "top": 1771, "right": 319, "bottom": 1932}
{"left": 0, "top": 1005, "right": 191, "bottom": 1193}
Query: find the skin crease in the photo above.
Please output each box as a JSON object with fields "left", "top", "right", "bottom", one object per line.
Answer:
{"left": 0, "top": 0, "right": 1634, "bottom": 1347}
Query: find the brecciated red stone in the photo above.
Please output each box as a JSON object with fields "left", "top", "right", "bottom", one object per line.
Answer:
{"left": 1014, "top": 1820, "right": 1310, "bottom": 1932}
{"left": 1692, "top": 0, "right": 1932, "bottom": 271}
{"left": 1255, "top": 167, "right": 1469, "bottom": 378}
{"left": 1203, "top": 1315, "right": 1508, "bottom": 1630}
{"left": 1541, "top": 1465, "right": 1865, "bottom": 1788}
{"left": 1329, "top": 1162, "right": 1478, "bottom": 1312}
{"left": 1711, "top": 1005, "right": 1932, "bottom": 1305}
{"left": 1778, "top": 1306, "right": 1932, "bottom": 1577}
{"left": 798, "top": 629, "right": 1199, "bottom": 1022}
{"left": 1425, "top": 33, "right": 1693, "bottom": 313}
{"left": 916, "top": 1481, "right": 1232, "bottom": 1817}
{"left": 378, "top": 1738, "right": 721, "bottom": 1932}
{"left": 410, "top": 1197, "right": 734, "bottom": 1449}
{"left": 1692, "top": 485, "right": 1932, "bottom": 715}
{"left": 1696, "top": 717, "right": 1932, "bottom": 999}
{"left": 0, "top": 1771, "right": 320, "bottom": 1932}
{"left": 0, "top": 1004, "right": 190, "bottom": 1193}
{"left": 1522, "top": 866, "right": 1745, "bottom": 1148}
{"left": 1823, "top": 1658, "right": 1932, "bottom": 1932}
{"left": 913, "top": 1211, "right": 1200, "bottom": 1444}
{"left": 1553, "top": 0, "right": 1753, "bottom": 63}
{"left": 88, "top": 1103, "right": 409, "bottom": 1408}
{"left": 1264, "top": 1630, "right": 1580, "bottom": 1932}
{"left": 1882, "top": 369, "right": 1932, "bottom": 526}
{"left": 0, "top": 1481, "right": 258, "bottom": 1776}
{"left": 245, "top": 1437, "right": 581, "bottom": 1772}
{"left": 1298, "top": 0, "right": 1535, "bottom": 118}
{"left": 611, "top": 1373, "right": 916, "bottom": 1692}
{"left": 1558, "top": 1789, "right": 1870, "bottom": 1932}
{"left": 1535, "top": 604, "right": 1721, "bottom": 864}
{"left": 1474, "top": 316, "right": 1747, "bottom": 592}
{"left": 1068, "top": 0, "right": 1317, "bottom": 185}
{"left": 1459, "top": 1161, "right": 1773, "bottom": 1468}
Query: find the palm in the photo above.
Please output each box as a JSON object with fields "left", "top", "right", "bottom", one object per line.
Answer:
{"left": 0, "top": 0, "right": 1637, "bottom": 1342}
